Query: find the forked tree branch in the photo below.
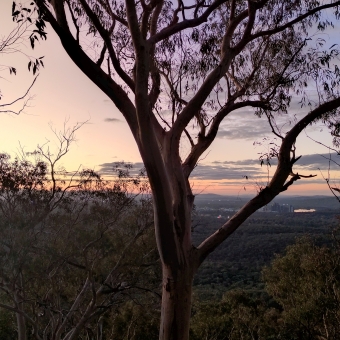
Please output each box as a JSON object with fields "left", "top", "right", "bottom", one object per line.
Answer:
{"left": 35, "top": 0, "right": 139, "bottom": 137}
{"left": 170, "top": 0, "right": 340, "bottom": 154}
{"left": 248, "top": 1, "right": 340, "bottom": 43}
{"left": 148, "top": 0, "right": 229, "bottom": 45}
{"left": 0, "top": 76, "right": 38, "bottom": 114}
{"left": 78, "top": 0, "right": 135, "bottom": 91}
{"left": 182, "top": 100, "right": 269, "bottom": 178}
{"left": 97, "top": 0, "right": 129, "bottom": 27}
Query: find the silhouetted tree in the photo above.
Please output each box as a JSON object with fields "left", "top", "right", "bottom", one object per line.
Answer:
{"left": 16, "top": 1, "right": 340, "bottom": 338}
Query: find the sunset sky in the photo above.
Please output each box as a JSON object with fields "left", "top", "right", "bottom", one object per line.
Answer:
{"left": 1, "top": 1, "right": 340, "bottom": 196}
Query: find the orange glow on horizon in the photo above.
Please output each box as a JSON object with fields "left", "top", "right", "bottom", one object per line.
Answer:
{"left": 190, "top": 180, "right": 333, "bottom": 196}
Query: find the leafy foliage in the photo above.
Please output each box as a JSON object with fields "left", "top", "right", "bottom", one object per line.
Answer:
{"left": 190, "top": 234, "right": 340, "bottom": 340}
{"left": 263, "top": 235, "right": 340, "bottom": 339}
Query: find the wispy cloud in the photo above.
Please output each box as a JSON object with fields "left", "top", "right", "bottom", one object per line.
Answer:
{"left": 212, "top": 159, "right": 264, "bottom": 166}
{"left": 104, "top": 118, "right": 121, "bottom": 123}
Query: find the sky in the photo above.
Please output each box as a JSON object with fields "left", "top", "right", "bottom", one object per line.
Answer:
{"left": 0, "top": 1, "right": 340, "bottom": 196}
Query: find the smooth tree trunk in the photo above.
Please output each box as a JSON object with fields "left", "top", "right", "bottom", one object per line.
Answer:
{"left": 16, "top": 312, "right": 27, "bottom": 340}
{"left": 149, "top": 159, "right": 196, "bottom": 340}
{"left": 14, "top": 293, "right": 27, "bottom": 340}
{"left": 159, "top": 264, "right": 194, "bottom": 340}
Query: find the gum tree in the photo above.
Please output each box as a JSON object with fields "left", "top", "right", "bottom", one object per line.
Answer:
{"left": 19, "top": 1, "right": 340, "bottom": 338}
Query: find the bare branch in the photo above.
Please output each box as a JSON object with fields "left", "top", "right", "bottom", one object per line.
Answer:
{"left": 197, "top": 97, "right": 340, "bottom": 264}
{"left": 78, "top": 0, "right": 135, "bottom": 91}
{"left": 36, "top": 0, "right": 139, "bottom": 136}
{"left": 249, "top": 1, "right": 340, "bottom": 42}
{"left": 148, "top": 0, "right": 228, "bottom": 45}
{"left": 55, "top": 277, "right": 90, "bottom": 339}
{"left": 0, "top": 76, "right": 38, "bottom": 114}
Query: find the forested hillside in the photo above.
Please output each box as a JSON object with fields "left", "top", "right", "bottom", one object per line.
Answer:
{"left": 193, "top": 202, "right": 338, "bottom": 295}
{"left": 0, "top": 152, "right": 339, "bottom": 339}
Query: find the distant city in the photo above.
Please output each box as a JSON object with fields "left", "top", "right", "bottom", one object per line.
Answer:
{"left": 194, "top": 194, "right": 335, "bottom": 218}
{"left": 261, "top": 202, "right": 294, "bottom": 213}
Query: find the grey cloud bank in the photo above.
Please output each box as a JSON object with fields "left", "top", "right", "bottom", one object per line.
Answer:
{"left": 216, "top": 98, "right": 318, "bottom": 141}
{"left": 99, "top": 162, "right": 144, "bottom": 176}
{"left": 98, "top": 153, "right": 339, "bottom": 182}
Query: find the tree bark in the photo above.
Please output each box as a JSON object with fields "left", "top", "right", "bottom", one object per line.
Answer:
{"left": 159, "top": 264, "right": 194, "bottom": 340}
{"left": 14, "top": 295, "right": 27, "bottom": 340}
{"left": 16, "top": 312, "right": 27, "bottom": 340}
